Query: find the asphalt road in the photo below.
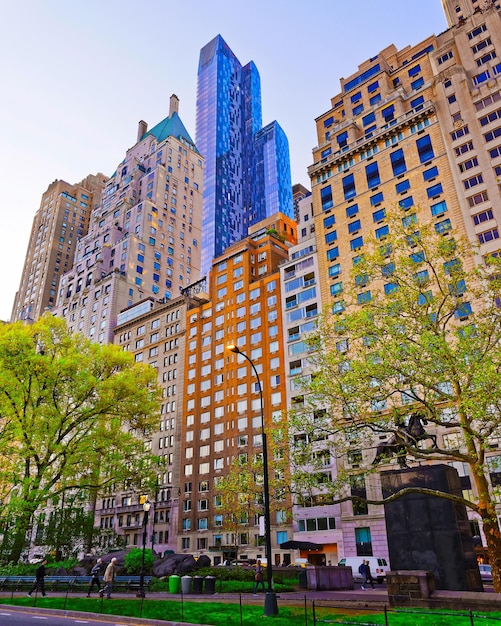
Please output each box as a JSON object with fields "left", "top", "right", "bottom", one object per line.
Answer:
{"left": 0, "top": 609, "right": 133, "bottom": 626}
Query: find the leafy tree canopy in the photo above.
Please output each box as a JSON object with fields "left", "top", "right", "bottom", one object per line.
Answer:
{"left": 290, "top": 214, "right": 501, "bottom": 589}
{"left": 0, "top": 315, "right": 162, "bottom": 562}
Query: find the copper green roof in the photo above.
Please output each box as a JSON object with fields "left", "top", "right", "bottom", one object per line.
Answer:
{"left": 142, "top": 111, "right": 199, "bottom": 153}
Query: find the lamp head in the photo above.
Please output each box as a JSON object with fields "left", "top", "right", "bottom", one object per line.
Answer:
{"left": 227, "top": 344, "right": 240, "bottom": 354}
{"left": 143, "top": 500, "right": 151, "bottom": 512}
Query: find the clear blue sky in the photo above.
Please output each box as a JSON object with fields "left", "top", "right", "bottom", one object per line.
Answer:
{"left": 0, "top": 0, "right": 447, "bottom": 321}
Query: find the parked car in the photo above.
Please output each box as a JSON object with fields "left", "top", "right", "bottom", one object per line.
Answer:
{"left": 287, "top": 558, "right": 309, "bottom": 568}
{"left": 479, "top": 564, "right": 492, "bottom": 582}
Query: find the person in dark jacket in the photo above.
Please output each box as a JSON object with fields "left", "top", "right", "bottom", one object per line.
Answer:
{"left": 359, "top": 560, "right": 375, "bottom": 589}
{"left": 87, "top": 558, "right": 102, "bottom": 597}
{"left": 27, "top": 559, "right": 47, "bottom": 597}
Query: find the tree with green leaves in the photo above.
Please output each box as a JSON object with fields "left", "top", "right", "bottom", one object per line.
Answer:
{"left": 290, "top": 214, "right": 501, "bottom": 591}
{"left": 214, "top": 456, "right": 266, "bottom": 561}
{"left": 214, "top": 438, "right": 290, "bottom": 562}
{"left": 0, "top": 315, "right": 162, "bottom": 563}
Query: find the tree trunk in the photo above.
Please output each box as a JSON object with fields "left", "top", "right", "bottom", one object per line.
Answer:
{"left": 481, "top": 506, "right": 501, "bottom": 593}
{"left": 9, "top": 508, "right": 33, "bottom": 563}
{"left": 84, "top": 487, "right": 98, "bottom": 554}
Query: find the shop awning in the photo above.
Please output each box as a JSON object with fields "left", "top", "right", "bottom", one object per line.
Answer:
{"left": 279, "top": 540, "right": 323, "bottom": 550}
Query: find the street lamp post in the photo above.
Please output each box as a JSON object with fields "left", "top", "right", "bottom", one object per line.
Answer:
{"left": 228, "top": 345, "right": 278, "bottom": 616}
{"left": 136, "top": 500, "right": 151, "bottom": 598}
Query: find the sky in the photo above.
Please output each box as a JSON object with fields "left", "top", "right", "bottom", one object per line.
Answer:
{"left": 0, "top": 0, "right": 448, "bottom": 321}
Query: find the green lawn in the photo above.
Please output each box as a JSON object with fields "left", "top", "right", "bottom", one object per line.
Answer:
{"left": 2, "top": 597, "right": 501, "bottom": 625}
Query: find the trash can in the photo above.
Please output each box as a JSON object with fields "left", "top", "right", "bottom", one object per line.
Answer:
{"left": 181, "top": 575, "right": 192, "bottom": 594}
{"left": 169, "top": 574, "right": 181, "bottom": 594}
{"left": 204, "top": 575, "right": 216, "bottom": 594}
{"left": 193, "top": 575, "right": 203, "bottom": 593}
{"left": 298, "top": 569, "right": 308, "bottom": 589}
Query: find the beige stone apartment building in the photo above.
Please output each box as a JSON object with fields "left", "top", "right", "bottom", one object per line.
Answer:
{"left": 11, "top": 174, "right": 106, "bottom": 322}
{"left": 303, "top": 0, "right": 501, "bottom": 563}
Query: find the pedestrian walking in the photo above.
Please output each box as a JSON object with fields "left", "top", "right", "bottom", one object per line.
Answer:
{"left": 100, "top": 557, "right": 117, "bottom": 599}
{"left": 359, "top": 559, "right": 375, "bottom": 589}
{"left": 27, "top": 559, "right": 48, "bottom": 597}
{"left": 87, "top": 558, "right": 102, "bottom": 597}
{"left": 253, "top": 559, "right": 266, "bottom": 595}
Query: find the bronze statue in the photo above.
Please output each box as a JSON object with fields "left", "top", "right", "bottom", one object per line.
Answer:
{"left": 372, "top": 412, "right": 437, "bottom": 468}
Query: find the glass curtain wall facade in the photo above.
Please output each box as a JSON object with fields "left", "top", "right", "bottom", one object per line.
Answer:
{"left": 253, "top": 121, "right": 293, "bottom": 226}
{"left": 196, "top": 35, "right": 293, "bottom": 275}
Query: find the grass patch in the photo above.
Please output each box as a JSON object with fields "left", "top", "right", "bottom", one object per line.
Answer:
{"left": 2, "top": 597, "right": 501, "bottom": 625}
{"left": 0, "top": 597, "right": 306, "bottom": 624}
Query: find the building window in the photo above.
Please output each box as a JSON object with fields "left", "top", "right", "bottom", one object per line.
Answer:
{"left": 362, "top": 112, "right": 376, "bottom": 127}
{"left": 423, "top": 166, "right": 439, "bottom": 181}
{"left": 355, "top": 527, "right": 373, "bottom": 556}
{"left": 416, "top": 135, "right": 434, "bottom": 163}
{"left": 350, "top": 236, "right": 364, "bottom": 251}
{"left": 399, "top": 196, "right": 414, "bottom": 210}
{"left": 342, "top": 174, "right": 356, "bottom": 200}
{"left": 480, "top": 108, "right": 501, "bottom": 126}
{"left": 396, "top": 179, "right": 410, "bottom": 194}
{"left": 365, "top": 162, "right": 381, "bottom": 189}
{"left": 435, "top": 219, "right": 452, "bottom": 235}
{"left": 382, "top": 104, "right": 395, "bottom": 123}
{"left": 408, "top": 64, "right": 421, "bottom": 77}
{"left": 348, "top": 220, "right": 361, "bottom": 234}
{"left": 351, "top": 477, "right": 368, "bottom": 516}
{"left": 464, "top": 174, "right": 483, "bottom": 190}
{"left": 375, "top": 225, "right": 389, "bottom": 239}
{"left": 430, "top": 200, "right": 448, "bottom": 217}
{"left": 346, "top": 204, "right": 359, "bottom": 218}
{"left": 325, "top": 230, "right": 338, "bottom": 245}
{"left": 320, "top": 185, "right": 333, "bottom": 211}
{"left": 473, "top": 209, "right": 493, "bottom": 225}
{"left": 427, "top": 183, "right": 443, "bottom": 198}
{"left": 478, "top": 228, "right": 499, "bottom": 244}
{"left": 390, "top": 149, "right": 406, "bottom": 176}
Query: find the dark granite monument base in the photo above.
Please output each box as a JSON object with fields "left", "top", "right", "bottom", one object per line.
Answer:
{"left": 381, "top": 465, "right": 482, "bottom": 591}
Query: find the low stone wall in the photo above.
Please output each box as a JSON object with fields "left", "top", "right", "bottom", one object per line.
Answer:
{"left": 306, "top": 566, "right": 354, "bottom": 591}
{"left": 388, "top": 570, "right": 501, "bottom": 611}
{"left": 387, "top": 570, "right": 435, "bottom": 606}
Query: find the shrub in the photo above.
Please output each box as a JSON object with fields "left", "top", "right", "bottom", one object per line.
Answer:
{"left": 124, "top": 548, "right": 154, "bottom": 574}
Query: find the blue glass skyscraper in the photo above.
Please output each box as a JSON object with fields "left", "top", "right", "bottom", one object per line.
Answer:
{"left": 196, "top": 35, "right": 293, "bottom": 273}
{"left": 252, "top": 121, "right": 293, "bottom": 227}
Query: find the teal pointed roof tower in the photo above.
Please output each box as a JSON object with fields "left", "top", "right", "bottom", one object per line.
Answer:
{"left": 141, "top": 94, "right": 198, "bottom": 153}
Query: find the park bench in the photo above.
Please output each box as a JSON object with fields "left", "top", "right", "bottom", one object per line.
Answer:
{"left": 0, "top": 576, "right": 37, "bottom": 591}
{"left": 0, "top": 574, "right": 152, "bottom": 594}
{"left": 114, "top": 575, "right": 152, "bottom": 592}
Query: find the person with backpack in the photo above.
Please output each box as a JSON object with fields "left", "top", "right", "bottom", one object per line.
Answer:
{"left": 359, "top": 559, "right": 375, "bottom": 589}
{"left": 253, "top": 560, "right": 266, "bottom": 595}
{"left": 86, "top": 558, "right": 102, "bottom": 597}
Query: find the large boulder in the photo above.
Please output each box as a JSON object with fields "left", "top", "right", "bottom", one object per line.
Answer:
{"left": 153, "top": 553, "right": 205, "bottom": 577}
{"left": 194, "top": 555, "right": 211, "bottom": 569}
